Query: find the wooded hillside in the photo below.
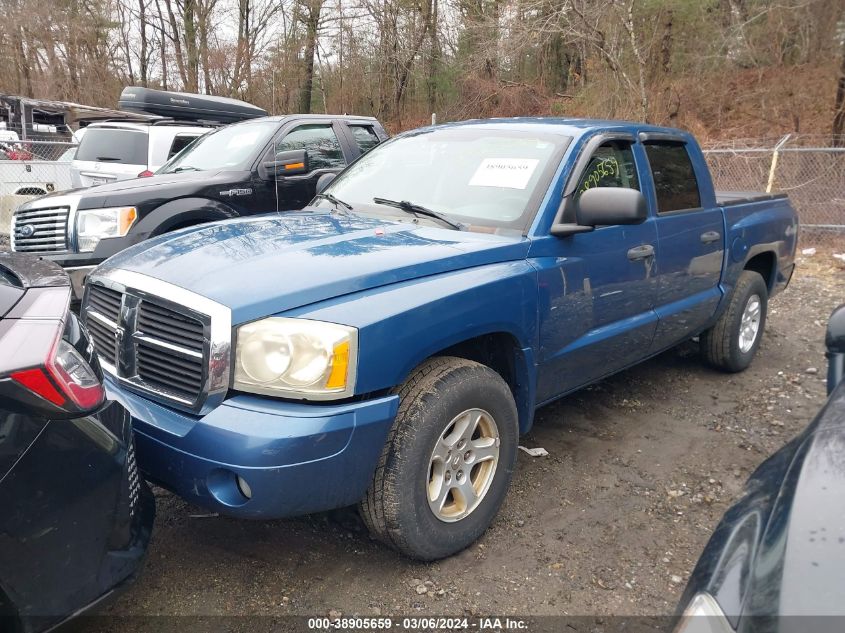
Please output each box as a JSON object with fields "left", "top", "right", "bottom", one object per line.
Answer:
{"left": 1, "top": 0, "right": 844, "bottom": 141}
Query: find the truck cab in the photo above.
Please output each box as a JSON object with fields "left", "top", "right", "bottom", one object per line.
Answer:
{"left": 80, "top": 118, "right": 797, "bottom": 561}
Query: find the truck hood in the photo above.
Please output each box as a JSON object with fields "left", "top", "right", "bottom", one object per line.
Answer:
{"left": 96, "top": 212, "right": 529, "bottom": 324}
{"left": 77, "top": 170, "right": 240, "bottom": 209}
{"left": 19, "top": 169, "right": 236, "bottom": 210}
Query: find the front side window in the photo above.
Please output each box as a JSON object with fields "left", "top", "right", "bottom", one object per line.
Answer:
{"left": 644, "top": 142, "right": 701, "bottom": 212}
{"left": 276, "top": 124, "right": 345, "bottom": 170}
{"left": 575, "top": 141, "right": 639, "bottom": 197}
{"left": 168, "top": 134, "right": 200, "bottom": 160}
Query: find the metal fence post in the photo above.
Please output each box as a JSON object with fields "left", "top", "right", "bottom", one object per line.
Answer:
{"left": 766, "top": 134, "right": 791, "bottom": 193}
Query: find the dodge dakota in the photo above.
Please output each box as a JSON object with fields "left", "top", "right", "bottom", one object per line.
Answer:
{"left": 80, "top": 118, "right": 798, "bottom": 560}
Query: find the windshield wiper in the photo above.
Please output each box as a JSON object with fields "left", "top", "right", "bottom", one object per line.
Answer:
{"left": 372, "top": 197, "right": 465, "bottom": 231}
{"left": 314, "top": 192, "right": 353, "bottom": 212}
{"left": 173, "top": 166, "right": 200, "bottom": 172}
{"left": 96, "top": 156, "right": 121, "bottom": 161}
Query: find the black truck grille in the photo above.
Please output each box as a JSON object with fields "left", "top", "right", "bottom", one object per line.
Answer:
{"left": 83, "top": 282, "right": 209, "bottom": 408}
{"left": 135, "top": 300, "right": 205, "bottom": 401}
{"left": 86, "top": 285, "right": 123, "bottom": 365}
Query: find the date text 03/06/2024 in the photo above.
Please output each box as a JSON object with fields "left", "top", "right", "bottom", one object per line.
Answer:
{"left": 307, "top": 616, "right": 529, "bottom": 630}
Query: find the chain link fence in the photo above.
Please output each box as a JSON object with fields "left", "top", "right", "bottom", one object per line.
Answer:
{"left": 703, "top": 134, "right": 845, "bottom": 246}
{"left": 0, "top": 139, "right": 78, "bottom": 196}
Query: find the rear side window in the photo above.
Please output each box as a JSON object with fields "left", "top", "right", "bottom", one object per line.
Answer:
{"left": 644, "top": 142, "right": 701, "bottom": 212}
{"left": 168, "top": 134, "right": 199, "bottom": 160}
{"left": 276, "top": 124, "right": 345, "bottom": 170}
{"left": 75, "top": 128, "right": 148, "bottom": 165}
{"left": 349, "top": 125, "right": 380, "bottom": 154}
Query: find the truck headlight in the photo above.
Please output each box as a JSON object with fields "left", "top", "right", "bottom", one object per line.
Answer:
{"left": 674, "top": 593, "right": 734, "bottom": 633}
{"left": 76, "top": 206, "right": 137, "bottom": 252}
{"left": 233, "top": 317, "right": 357, "bottom": 400}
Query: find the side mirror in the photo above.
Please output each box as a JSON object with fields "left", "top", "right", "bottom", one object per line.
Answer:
{"left": 262, "top": 149, "right": 309, "bottom": 179}
{"left": 550, "top": 187, "right": 647, "bottom": 237}
{"left": 316, "top": 172, "right": 336, "bottom": 194}
{"left": 577, "top": 187, "right": 648, "bottom": 226}
{"left": 826, "top": 304, "right": 845, "bottom": 395}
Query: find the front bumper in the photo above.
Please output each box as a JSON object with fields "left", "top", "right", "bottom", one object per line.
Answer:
{"left": 105, "top": 375, "right": 400, "bottom": 518}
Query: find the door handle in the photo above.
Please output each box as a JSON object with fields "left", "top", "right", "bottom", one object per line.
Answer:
{"left": 700, "top": 230, "right": 721, "bottom": 244}
{"left": 627, "top": 244, "right": 655, "bottom": 262}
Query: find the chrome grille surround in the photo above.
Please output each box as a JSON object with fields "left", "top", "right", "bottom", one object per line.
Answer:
{"left": 10, "top": 194, "right": 81, "bottom": 254}
{"left": 82, "top": 269, "right": 232, "bottom": 415}
{"left": 12, "top": 206, "right": 70, "bottom": 253}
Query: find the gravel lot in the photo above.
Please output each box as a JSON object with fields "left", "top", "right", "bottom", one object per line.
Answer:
{"left": 4, "top": 238, "right": 844, "bottom": 627}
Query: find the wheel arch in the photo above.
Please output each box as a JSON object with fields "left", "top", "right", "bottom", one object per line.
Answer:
{"left": 425, "top": 332, "right": 536, "bottom": 434}
{"left": 132, "top": 197, "right": 239, "bottom": 237}
{"left": 743, "top": 250, "right": 777, "bottom": 292}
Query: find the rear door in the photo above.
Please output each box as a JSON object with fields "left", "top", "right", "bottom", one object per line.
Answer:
{"left": 643, "top": 137, "right": 725, "bottom": 352}
{"left": 72, "top": 126, "right": 149, "bottom": 186}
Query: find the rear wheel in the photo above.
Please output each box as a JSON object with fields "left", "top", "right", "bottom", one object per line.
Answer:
{"left": 701, "top": 270, "right": 768, "bottom": 372}
{"left": 360, "top": 357, "right": 518, "bottom": 560}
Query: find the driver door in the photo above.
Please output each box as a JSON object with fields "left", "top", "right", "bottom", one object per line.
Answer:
{"left": 260, "top": 121, "right": 352, "bottom": 212}
{"left": 534, "top": 137, "right": 659, "bottom": 402}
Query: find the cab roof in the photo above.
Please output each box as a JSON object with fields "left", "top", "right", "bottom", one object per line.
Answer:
{"left": 407, "top": 117, "right": 693, "bottom": 141}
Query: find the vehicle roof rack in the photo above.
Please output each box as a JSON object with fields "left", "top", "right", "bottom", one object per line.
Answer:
{"left": 118, "top": 87, "right": 267, "bottom": 124}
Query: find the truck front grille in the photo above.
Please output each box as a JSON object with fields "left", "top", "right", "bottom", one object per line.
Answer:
{"left": 85, "top": 284, "right": 122, "bottom": 364}
{"left": 12, "top": 206, "right": 69, "bottom": 253}
{"left": 135, "top": 300, "right": 205, "bottom": 402}
{"left": 83, "top": 280, "right": 212, "bottom": 411}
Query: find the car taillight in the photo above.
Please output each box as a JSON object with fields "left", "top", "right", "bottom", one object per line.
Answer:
{"left": 11, "top": 330, "right": 104, "bottom": 410}
{"left": 138, "top": 170, "right": 154, "bottom": 178}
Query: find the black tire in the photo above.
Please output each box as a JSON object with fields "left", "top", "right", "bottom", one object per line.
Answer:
{"left": 360, "top": 357, "right": 518, "bottom": 560}
{"left": 701, "top": 270, "right": 768, "bottom": 372}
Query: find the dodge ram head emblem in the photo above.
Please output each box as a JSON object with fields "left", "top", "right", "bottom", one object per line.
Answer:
{"left": 15, "top": 224, "right": 35, "bottom": 238}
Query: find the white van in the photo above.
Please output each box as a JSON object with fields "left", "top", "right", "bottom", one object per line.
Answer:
{"left": 70, "top": 121, "right": 209, "bottom": 188}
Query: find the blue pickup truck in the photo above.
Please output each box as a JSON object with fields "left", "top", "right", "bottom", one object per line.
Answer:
{"left": 80, "top": 118, "right": 798, "bottom": 560}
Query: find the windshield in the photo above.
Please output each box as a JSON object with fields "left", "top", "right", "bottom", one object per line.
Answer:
{"left": 315, "top": 127, "right": 569, "bottom": 231}
{"left": 158, "top": 120, "right": 279, "bottom": 174}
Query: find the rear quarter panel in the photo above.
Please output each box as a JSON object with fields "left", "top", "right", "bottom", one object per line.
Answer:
{"left": 719, "top": 197, "right": 798, "bottom": 301}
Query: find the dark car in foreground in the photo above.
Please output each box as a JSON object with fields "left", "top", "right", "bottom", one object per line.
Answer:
{"left": 675, "top": 304, "right": 845, "bottom": 632}
{"left": 0, "top": 253, "right": 154, "bottom": 633}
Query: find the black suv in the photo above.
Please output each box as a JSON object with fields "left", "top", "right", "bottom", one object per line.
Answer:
{"left": 11, "top": 114, "right": 388, "bottom": 298}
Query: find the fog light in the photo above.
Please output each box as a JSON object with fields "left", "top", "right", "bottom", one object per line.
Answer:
{"left": 236, "top": 475, "right": 252, "bottom": 500}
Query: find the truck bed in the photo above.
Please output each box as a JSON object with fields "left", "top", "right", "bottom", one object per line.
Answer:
{"left": 716, "top": 190, "right": 788, "bottom": 207}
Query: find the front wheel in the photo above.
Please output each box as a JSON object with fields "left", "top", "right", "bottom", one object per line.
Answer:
{"left": 360, "top": 357, "right": 518, "bottom": 560}
{"left": 701, "top": 270, "right": 768, "bottom": 372}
